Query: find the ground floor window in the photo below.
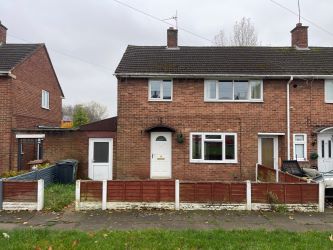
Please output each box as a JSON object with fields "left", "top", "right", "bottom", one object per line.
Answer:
{"left": 293, "top": 133, "right": 307, "bottom": 161}
{"left": 190, "top": 132, "right": 237, "bottom": 163}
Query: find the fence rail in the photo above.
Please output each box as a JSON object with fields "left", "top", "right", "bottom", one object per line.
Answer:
{"left": 256, "top": 164, "right": 309, "bottom": 183}
{"left": 76, "top": 179, "right": 325, "bottom": 212}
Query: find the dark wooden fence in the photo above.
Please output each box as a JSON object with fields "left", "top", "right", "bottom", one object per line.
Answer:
{"left": 107, "top": 180, "right": 174, "bottom": 202}
{"left": 0, "top": 180, "right": 44, "bottom": 211}
{"left": 257, "top": 164, "right": 308, "bottom": 183}
{"left": 180, "top": 182, "right": 246, "bottom": 203}
{"left": 80, "top": 181, "right": 103, "bottom": 202}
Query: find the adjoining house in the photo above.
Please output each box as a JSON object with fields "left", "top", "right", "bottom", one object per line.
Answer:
{"left": 111, "top": 23, "right": 333, "bottom": 181}
{"left": 0, "top": 22, "right": 64, "bottom": 173}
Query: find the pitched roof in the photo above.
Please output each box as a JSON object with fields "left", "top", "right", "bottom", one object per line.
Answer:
{"left": 79, "top": 117, "right": 117, "bottom": 132}
{"left": 115, "top": 46, "right": 333, "bottom": 76}
{"left": 0, "top": 43, "right": 42, "bottom": 71}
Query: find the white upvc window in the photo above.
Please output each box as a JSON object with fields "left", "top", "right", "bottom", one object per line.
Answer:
{"left": 204, "top": 80, "right": 263, "bottom": 102}
{"left": 148, "top": 79, "right": 173, "bottom": 101}
{"left": 293, "top": 133, "right": 307, "bottom": 161}
{"left": 41, "top": 90, "right": 50, "bottom": 109}
{"left": 190, "top": 132, "right": 237, "bottom": 163}
{"left": 325, "top": 80, "right": 333, "bottom": 103}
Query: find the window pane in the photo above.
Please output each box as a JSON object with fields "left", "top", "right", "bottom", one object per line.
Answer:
{"left": 329, "top": 140, "right": 332, "bottom": 158}
{"left": 94, "top": 142, "right": 109, "bottom": 163}
{"left": 218, "top": 81, "right": 233, "bottom": 100}
{"left": 150, "top": 82, "right": 160, "bottom": 99}
{"left": 234, "top": 81, "right": 249, "bottom": 100}
{"left": 205, "top": 135, "right": 221, "bottom": 139}
{"left": 206, "top": 81, "right": 216, "bottom": 99}
{"left": 162, "top": 81, "right": 172, "bottom": 100}
{"left": 250, "top": 80, "right": 261, "bottom": 99}
{"left": 322, "top": 140, "right": 325, "bottom": 158}
{"left": 192, "top": 135, "right": 202, "bottom": 159}
{"left": 225, "top": 135, "right": 235, "bottom": 160}
{"left": 204, "top": 141, "right": 222, "bottom": 160}
{"left": 156, "top": 136, "right": 167, "bottom": 141}
{"left": 295, "top": 144, "right": 304, "bottom": 159}
{"left": 326, "top": 80, "right": 333, "bottom": 101}
{"left": 295, "top": 135, "right": 304, "bottom": 142}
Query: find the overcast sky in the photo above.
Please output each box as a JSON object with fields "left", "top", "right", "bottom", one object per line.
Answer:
{"left": 1, "top": 0, "right": 332, "bottom": 117}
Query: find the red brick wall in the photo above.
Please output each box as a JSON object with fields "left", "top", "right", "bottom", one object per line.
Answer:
{"left": 42, "top": 131, "right": 116, "bottom": 179}
{"left": 11, "top": 46, "right": 62, "bottom": 128}
{"left": 116, "top": 77, "right": 333, "bottom": 181}
{"left": 0, "top": 77, "right": 13, "bottom": 173}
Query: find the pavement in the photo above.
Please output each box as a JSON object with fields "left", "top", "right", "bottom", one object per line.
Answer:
{"left": 1, "top": 207, "right": 333, "bottom": 232}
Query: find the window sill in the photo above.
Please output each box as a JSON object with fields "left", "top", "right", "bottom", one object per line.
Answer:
{"left": 204, "top": 99, "right": 263, "bottom": 103}
{"left": 148, "top": 99, "right": 172, "bottom": 102}
{"left": 325, "top": 100, "right": 333, "bottom": 104}
{"left": 190, "top": 160, "right": 238, "bottom": 164}
{"left": 41, "top": 107, "right": 50, "bottom": 110}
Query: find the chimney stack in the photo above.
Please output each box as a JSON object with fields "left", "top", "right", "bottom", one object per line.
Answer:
{"left": 167, "top": 27, "right": 178, "bottom": 48}
{"left": 0, "top": 21, "right": 7, "bottom": 45}
{"left": 291, "top": 23, "right": 308, "bottom": 49}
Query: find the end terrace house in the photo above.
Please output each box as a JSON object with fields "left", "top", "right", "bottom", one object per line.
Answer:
{"left": 0, "top": 22, "right": 64, "bottom": 173}
{"left": 113, "top": 23, "right": 333, "bottom": 181}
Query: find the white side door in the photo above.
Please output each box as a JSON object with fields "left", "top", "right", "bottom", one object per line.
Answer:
{"left": 89, "top": 138, "right": 113, "bottom": 180}
{"left": 318, "top": 134, "right": 333, "bottom": 173}
{"left": 150, "top": 132, "right": 172, "bottom": 179}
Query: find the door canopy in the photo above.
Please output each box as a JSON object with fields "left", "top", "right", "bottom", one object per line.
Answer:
{"left": 314, "top": 127, "right": 333, "bottom": 134}
{"left": 145, "top": 124, "right": 176, "bottom": 133}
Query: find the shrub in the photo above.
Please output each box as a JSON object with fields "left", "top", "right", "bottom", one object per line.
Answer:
{"left": 0, "top": 170, "right": 28, "bottom": 178}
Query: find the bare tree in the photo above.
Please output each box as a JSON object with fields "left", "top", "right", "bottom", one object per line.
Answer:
{"left": 231, "top": 17, "right": 258, "bottom": 46}
{"left": 213, "top": 30, "right": 227, "bottom": 46}
{"left": 213, "top": 17, "right": 258, "bottom": 46}
{"left": 62, "top": 101, "right": 108, "bottom": 123}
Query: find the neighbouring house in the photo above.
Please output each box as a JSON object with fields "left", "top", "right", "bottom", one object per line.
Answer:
{"left": 110, "top": 23, "right": 333, "bottom": 181}
{"left": 0, "top": 22, "right": 64, "bottom": 172}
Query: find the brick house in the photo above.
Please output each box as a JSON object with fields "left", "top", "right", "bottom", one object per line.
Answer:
{"left": 0, "top": 22, "right": 64, "bottom": 172}
{"left": 112, "top": 23, "right": 333, "bottom": 181}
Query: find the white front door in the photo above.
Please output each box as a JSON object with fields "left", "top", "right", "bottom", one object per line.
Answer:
{"left": 89, "top": 138, "right": 113, "bottom": 180}
{"left": 318, "top": 133, "right": 333, "bottom": 173}
{"left": 258, "top": 136, "right": 279, "bottom": 169}
{"left": 150, "top": 132, "right": 172, "bottom": 179}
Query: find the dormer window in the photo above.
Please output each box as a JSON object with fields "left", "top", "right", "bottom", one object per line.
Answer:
{"left": 204, "top": 80, "right": 263, "bottom": 102}
{"left": 41, "top": 90, "right": 49, "bottom": 109}
{"left": 149, "top": 80, "right": 172, "bottom": 101}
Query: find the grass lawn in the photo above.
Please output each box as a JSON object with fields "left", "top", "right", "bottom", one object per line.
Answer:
{"left": 44, "top": 184, "right": 75, "bottom": 212}
{"left": 0, "top": 229, "right": 332, "bottom": 249}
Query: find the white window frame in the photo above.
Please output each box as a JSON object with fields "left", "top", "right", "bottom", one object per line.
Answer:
{"left": 148, "top": 79, "right": 173, "bottom": 101}
{"left": 41, "top": 90, "right": 50, "bottom": 109}
{"left": 293, "top": 133, "right": 307, "bottom": 161}
{"left": 325, "top": 80, "right": 333, "bottom": 103}
{"left": 190, "top": 132, "right": 237, "bottom": 164}
{"left": 204, "top": 80, "right": 263, "bottom": 102}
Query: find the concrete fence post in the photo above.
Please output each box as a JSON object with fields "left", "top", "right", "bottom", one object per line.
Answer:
{"left": 275, "top": 168, "right": 279, "bottom": 183}
{"left": 255, "top": 163, "right": 258, "bottom": 182}
{"left": 75, "top": 180, "right": 81, "bottom": 211}
{"left": 319, "top": 181, "right": 325, "bottom": 212}
{"left": 0, "top": 180, "right": 3, "bottom": 210}
{"left": 37, "top": 179, "right": 44, "bottom": 211}
{"left": 246, "top": 180, "right": 252, "bottom": 211}
{"left": 102, "top": 180, "right": 107, "bottom": 210}
{"left": 175, "top": 179, "right": 180, "bottom": 210}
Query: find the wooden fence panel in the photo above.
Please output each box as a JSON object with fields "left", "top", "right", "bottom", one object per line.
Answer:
{"left": 80, "top": 181, "right": 102, "bottom": 201}
{"left": 3, "top": 181, "right": 38, "bottom": 202}
{"left": 107, "top": 180, "right": 175, "bottom": 202}
{"left": 257, "top": 165, "right": 276, "bottom": 182}
{"left": 180, "top": 182, "right": 246, "bottom": 203}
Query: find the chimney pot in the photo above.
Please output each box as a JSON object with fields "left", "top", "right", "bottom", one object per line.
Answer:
{"left": 291, "top": 23, "right": 308, "bottom": 49}
{"left": 167, "top": 27, "right": 178, "bottom": 48}
{"left": 0, "top": 21, "right": 7, "bottom": 44}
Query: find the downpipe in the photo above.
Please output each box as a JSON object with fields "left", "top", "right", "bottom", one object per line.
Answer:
{"left": 287, "top": 76, "right": 294, "bottom": 160}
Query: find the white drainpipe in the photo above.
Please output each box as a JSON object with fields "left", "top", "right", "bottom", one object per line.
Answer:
{"left": 287, "top": 76, "right": 294, "bottom": 160}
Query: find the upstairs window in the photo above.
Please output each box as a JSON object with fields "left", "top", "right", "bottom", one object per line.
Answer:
{"left": 149, "top": 80, "right": 172, "bottom": 101}
{"left": 325, "top": 80, "right": 333, "bottom": 103}
{"left": 204, "top": 80, "right": 263, "bottom": 102}
{"left": 41, "top": 90, "right": 49, "bottom": 109}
